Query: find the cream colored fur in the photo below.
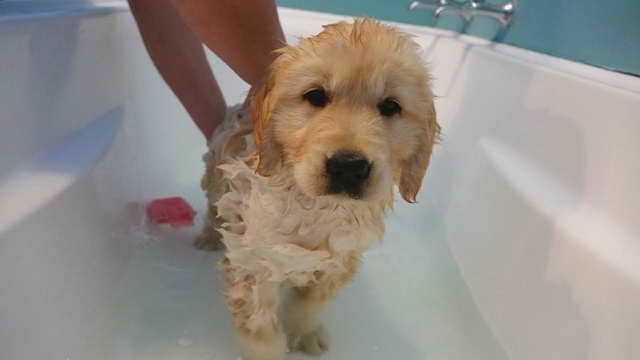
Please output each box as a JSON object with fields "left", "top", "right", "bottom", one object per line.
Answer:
{"left": 199, "top": 19, "right": 440, "bottom": 360}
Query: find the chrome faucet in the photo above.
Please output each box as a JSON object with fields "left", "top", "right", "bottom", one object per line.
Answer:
{"left": 409, "top": 0, "right": 516, "bottom": 27}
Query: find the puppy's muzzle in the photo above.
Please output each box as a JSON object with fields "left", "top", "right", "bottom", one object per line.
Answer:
{"left": 326, "top": 151, "right": 372, "bottom": 199}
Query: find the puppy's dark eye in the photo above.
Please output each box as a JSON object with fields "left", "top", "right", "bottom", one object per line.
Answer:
{"left": 303, "top": 88, "right": 329, "bottom": 108}
{"left": 378, "top": 98, "right": 401, "bottom": 117}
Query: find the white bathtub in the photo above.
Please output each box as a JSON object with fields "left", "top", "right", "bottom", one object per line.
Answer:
{"left": 1, "top": 4, "right": 639, "bottom": 360}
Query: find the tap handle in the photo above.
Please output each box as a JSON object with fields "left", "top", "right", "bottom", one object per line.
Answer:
{"left": 409, "top": 0, "right": 445, "bottom": 11}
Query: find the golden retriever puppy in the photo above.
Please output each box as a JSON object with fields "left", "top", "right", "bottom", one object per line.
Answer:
{"left": 198, "top": 18, "right": 440, "bottom": 360}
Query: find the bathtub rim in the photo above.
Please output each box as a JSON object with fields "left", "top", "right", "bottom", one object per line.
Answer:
{"left": 1, "top": 2, "right": 637, "bottom": 95}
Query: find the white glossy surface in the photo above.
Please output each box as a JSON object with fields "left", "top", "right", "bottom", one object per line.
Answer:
{"left": 1, "top": 4, "right": 639, "bottom": 360}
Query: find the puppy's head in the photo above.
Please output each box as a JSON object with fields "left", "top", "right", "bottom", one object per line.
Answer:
{"left": 253, "top": 18, "right": 440, "bottom": 203}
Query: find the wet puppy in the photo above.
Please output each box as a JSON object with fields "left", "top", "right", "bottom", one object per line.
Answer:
{"left": 199, "top": 18, "right": 440, "bottom": 360}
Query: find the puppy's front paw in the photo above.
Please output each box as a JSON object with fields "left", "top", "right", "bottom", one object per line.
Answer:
{"left": 240, "top": 331, "right": 287, "bottom": 360}
{"left": 289, "top": 326, "right": 329, "bottom": 355}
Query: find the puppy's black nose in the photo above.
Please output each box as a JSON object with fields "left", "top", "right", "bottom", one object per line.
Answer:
{"left": 326, "top": 151, "right": 371, "bottom": 198}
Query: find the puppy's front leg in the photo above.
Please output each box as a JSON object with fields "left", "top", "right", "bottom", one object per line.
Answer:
{"left": 285, "top": 254, "right": 360, "bottom": 355}
{"left": 222, "top": 265, "right": 286, "bottom": 360}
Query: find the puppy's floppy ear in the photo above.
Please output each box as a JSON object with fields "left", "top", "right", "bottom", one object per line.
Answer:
{"left": 399, "top": 97, "right": 440, "bottom": 203}
{"left": 251, "top": 72, "right": 281, "bottom": 176}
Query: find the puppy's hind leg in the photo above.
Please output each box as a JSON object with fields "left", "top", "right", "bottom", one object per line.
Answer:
{"left": 285, "top": 254, "right": 360, "bottom": 355}
{"left": 193, "top": 204, "right": 224, "bottom": 251}
{"left": 195, "top": 148, "right": 226, "bottom": 251}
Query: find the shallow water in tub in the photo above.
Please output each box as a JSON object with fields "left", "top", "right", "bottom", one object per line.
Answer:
{"left": 110, "top": 193, "right": 508, "bottom": 360}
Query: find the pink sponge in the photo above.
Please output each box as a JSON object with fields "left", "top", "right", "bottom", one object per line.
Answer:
{"left": 147, "top": 197, "right": 196, "bottom": 228}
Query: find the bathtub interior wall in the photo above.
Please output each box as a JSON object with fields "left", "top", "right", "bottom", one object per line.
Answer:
{"left": 0, "top": 11, "right": 129, "bottom": 360}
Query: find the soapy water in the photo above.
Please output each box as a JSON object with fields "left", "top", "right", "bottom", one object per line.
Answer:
{"left": 109, "top": 200, "right": 508, "bottom": 360}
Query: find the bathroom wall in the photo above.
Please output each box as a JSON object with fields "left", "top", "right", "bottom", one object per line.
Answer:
{"left": 277, "top": 0, "right": 640, "bottom": 76}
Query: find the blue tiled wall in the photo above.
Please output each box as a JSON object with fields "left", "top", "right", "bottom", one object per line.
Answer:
{"left": 277, "top": 0, "right": 640, "bottom": 76}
